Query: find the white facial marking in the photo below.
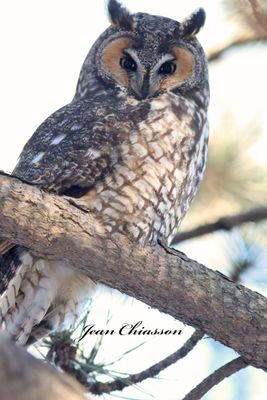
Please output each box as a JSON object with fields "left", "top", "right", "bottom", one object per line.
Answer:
{"left": 152, "top": 53, "right": 175, "bottom": 75}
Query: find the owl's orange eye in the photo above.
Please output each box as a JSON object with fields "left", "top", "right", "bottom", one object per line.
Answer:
{"left": 120, "top": 56, "right": 137, "bottom": 72}
{"left": 158, "top": 61, "right": 176, "bottom": 75}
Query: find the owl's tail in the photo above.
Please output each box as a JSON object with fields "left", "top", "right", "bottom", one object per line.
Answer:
{"left": 0, "top": 247, "right": 95, "bottom": 345}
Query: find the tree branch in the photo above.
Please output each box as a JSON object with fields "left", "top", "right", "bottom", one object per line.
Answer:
{"left": 88, "top": 329, "right": 204, "bottom": 394}
{"left": 0, "top": 333, "right": 87, "bottom": 400}
{"left": 171, "top": 206, "right": 267, "bottom": 244}
{"left": 0, "top": 173, "right": 267, "bottom": 371}
{"left": 208, "top": 36, "right": 267, "bottom": 62}
{"left": 182, "top": 356, "right": 248, "bottom": 400}
{"left": 248, "top": 0, "right": 267, "bottom": 33}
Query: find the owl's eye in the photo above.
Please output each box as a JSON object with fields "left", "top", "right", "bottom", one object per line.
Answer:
{"left": 158, "top": 61, "right": 176, "bottom": 75}
{"left": 120, "top": 56, "right": 137, "bottom": 72}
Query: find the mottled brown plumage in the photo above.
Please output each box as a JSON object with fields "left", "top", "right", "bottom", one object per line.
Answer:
{"left": 0, "top": 1, "right": 209, "bottom": 344}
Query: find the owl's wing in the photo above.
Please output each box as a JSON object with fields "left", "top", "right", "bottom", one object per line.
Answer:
{"left": 13, "top": 97, "right": 132, "bottom": 196}
{"left": 0, "top": 96, "right": 141, "bottom": 294}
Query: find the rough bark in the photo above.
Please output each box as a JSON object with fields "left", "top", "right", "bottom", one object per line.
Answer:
{"left": 0, "top": 173, "right": 267, "bottom": 372}
{"left": 0, "top": 333, "right": 87, "bottom": 400}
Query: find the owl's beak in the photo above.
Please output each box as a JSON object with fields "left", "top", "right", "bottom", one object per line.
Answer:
{"left": 132, "top": 70, "right": 151, "bottom": 100}
{"left": 140, "top": 73, "right": 150, "bottom": 100}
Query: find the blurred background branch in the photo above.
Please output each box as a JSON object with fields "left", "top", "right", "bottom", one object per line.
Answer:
{"left": 208, "top": 36, "right": 267, "bottom": 62}
{"left": 182, "top": 357, "right": 248, "bottom": 400}
{"left": 171, "top": 206, "right": 267, "bottom": 244}
{"left": 248, "top": 0, "right": 267, "bottom": 33}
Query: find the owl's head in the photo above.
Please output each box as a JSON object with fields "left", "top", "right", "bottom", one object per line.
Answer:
{"left": 77, "top": 0, "right": 208, "bottom": 101}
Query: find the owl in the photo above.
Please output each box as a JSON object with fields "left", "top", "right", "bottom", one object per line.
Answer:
{"left": 0, "top": 0, "right": 209, "bottom": 344}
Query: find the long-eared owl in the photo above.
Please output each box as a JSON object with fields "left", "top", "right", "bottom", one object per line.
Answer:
{"left": 0, "top": 0, "right": 209, "bottom": 344}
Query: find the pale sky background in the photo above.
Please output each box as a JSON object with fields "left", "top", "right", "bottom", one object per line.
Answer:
{"left": 0, "top": 1, "right": 267, "bottom": 400}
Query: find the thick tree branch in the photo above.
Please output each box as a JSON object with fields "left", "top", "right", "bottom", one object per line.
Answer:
{"left": 171, "top": 206, "right": 267, "bottom": 244}
{"left": 0, "top": 333, "right": 87, "bottom": 400}
{"left": 182, "top": 356, "right": 248, "bottom": 400}
{"left": 0, "top": 173, "right": 267, "bottom": 371}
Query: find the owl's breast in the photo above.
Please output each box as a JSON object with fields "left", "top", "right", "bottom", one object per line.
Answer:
{"left": 85, "top": 93, "right": 208, "bottom": 244}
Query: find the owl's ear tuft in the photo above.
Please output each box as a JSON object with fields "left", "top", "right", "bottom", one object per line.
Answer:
{"left": 107, "top": 0, "right": 133, "bottom": 30}
{"left": 180, "top": 8, "right": 206, "bottom": 37}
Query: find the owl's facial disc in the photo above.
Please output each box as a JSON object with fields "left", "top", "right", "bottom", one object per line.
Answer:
{"left": 154, "top": 48, "right": 194, "bottom": 93}
{"left": 102, "top": 38, "right": 194, "bottom": 100}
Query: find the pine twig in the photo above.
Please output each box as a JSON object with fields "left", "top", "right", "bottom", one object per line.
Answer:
{"left": 171, "top": 206, "right": 267, "bottom": 244}
{"left": 87, "top": 329, "right": 204, "bottom": 395}
{"left": 229, "top": 249, "right": 257, "bottom": 283}
{"left": 182, "top": 356, "right": 248, "bottom": 400}
{"left": 208, "top": 36, "right": 267, "bottom": 62}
